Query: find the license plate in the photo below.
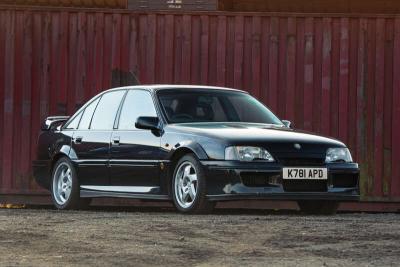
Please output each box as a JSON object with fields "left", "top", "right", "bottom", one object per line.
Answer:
{"left": 282, "top": 167, "right": 328, "bottom": 180}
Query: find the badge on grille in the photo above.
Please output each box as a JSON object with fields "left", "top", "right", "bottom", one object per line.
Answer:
{"left": 294, "top": 143, "right": 301, "bottom": 150}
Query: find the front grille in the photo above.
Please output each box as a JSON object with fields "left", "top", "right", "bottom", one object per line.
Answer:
{"left": 283, "top": 180, "right": 327, "bottom": 192}
{"left": 279, "top": 158, "right": 325, "bottom": 166}
{"left": 240, "top": 172, "right": 281, "bottom": 187}
{"left": 332, "top": 173, "right": 358, "bottom": 188}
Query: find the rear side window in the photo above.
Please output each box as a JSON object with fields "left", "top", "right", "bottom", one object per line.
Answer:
{"left": 91, "top": 90, "right": 125, "bottom": 130}
{"left": 78, "top": 97, "right": 100, "bottom": 130}
{"left": 118, "top": 90, "right": 157, "bottom": 130}
{"left": 64, "top": 111, "right": 83, "bottom": 129}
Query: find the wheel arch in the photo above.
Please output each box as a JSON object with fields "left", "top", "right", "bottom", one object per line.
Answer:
{"left": 50, "top": 143, "right": 76, "bottom": 169}
{"left": 50, "top": 152, "right": 70, "bottom": 175}
{"left": 166, "top": 145, "right": 207, "bottom": 197}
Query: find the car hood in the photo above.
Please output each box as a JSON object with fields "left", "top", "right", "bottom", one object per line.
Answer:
{"left": 165, "top": 122, "right": 345, "bottom": 155}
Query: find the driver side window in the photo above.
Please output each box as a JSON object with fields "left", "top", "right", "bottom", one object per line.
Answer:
{"left": 118, "top": 90, "right": 157, "bottom": 130}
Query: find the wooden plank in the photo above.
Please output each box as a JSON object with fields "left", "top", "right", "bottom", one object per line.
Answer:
{"left": 189, "top": 15, "right": 200, "bottom": 84}
{"left": 216, "top": 15, "right": 226, "bottom": 87}
{"left": 365, "top": 19, "right": 377, "bottom": 196}
{"left": 146, "top": 14, "right": 156, "bottom": 83}
{"left": 259, "top": 17, "right": 270, "bottom": 105}
{"left": 13, "top": 11, "right": 23, "bottom": 190}
{"left": 181, "top": 15, "right": 192, "bottom": 84}
{"left": 0, "top": 11, "right": 5, "bottom": 187}
{"left": 251, "top": 16, "right": 261, "bottom": 98}
{"left": 163, "top": 15, "right": 174, "bottom": 83}
{"left": 86, "top": 13, "right": 96, "bottom": 97}
{"left": 49, "top": 12, "right": 60, "bottom": 115}
{"left": 29, "top": 12, "right": 42, "bottom": 191}
{"left": 330, "top": 18, "right": 340, "bottom": 138}
{"left": 294, "top": 17, "right": 304, "bottom": 127}
{"left": 127, "top": 15, "right": 139, "bottom": 85}
{"left": 207, "top": 15, "right": 217, "bottom": 85}
{"left": 21, "top": 10, "right": 33, "bottom": 191}
{"left": 321, "top": 17, "right": 332, "bottom": 136}
{"left": 383, "top": 18, "right": 394, "bottom": 196}
{"left": 268, "top": 16, "right": 279, "bottom": 113}
{"left": 102, "top": 13, "right": 113, "bottom": 89}
{"left": 40, "top": 12, "right": 50, "bottom": 125}
{"left": 199, "top": 15, "right": 209, "bottom": 85}
{"left": 242, "top": 16, "right": 252, "bottom": 92}
{"left": 58, "top": 12, "right": 69, "bottom": 107}
{"left": 75, "top": 12, "right": 86, "bottom": 105}
{"left": 391, "top": 18, "right": 400, "bottom": 197}
{"left": 111, "top": 13, "right": 121, "bottom": 87}
{"left": 277, "top": 17, "right": 287, "bottom": 117}
{"left": 94, "top": 12, "right": 104, "bottom": 94}
{"left": 173, "top": 15, "right": 182, "bottom": 83}
{"left": 348, "top": 18, "right": 359, "bottom": 159}
{"left": 303, "top": 17, "right": 313, "bottom": 131}
{"left": 121, "top": 14, "right": 130, "bottom": 73}
{"left": 373, "top": 18, "right": 385, "bottom": 197}
{"left": 67, "top": 13, "right": 77, "bottom": 113}
{"left": 233, "top": 15, "right": 243, "bottom": 89}
{"left": 128, "top": 15, "right": 139, "bottom": 84}
{"left": 155, "top": 15, "right": 165, "bottom": 84}
{"left": 356, "top": 18, "right": 367, "bottom": 197}
{"left": 285, "top": 17, "right": 296, "bottom": 122}
{"left": 225, "top": 16, "right": 235, "bottom": 88}
{"left": 312, "top": 18, "right": 322, "bottom": 133}
{"left": 338, "top": 18, "right": 349, "bottom": 143}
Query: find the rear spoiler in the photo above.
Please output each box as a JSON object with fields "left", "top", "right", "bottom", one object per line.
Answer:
{"left": 41, "top": 116, "right": 70, "bottom": 131}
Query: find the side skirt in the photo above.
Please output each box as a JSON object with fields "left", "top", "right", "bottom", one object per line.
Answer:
{"left": 80, "top": 185, "right": 170, "bottom": 200}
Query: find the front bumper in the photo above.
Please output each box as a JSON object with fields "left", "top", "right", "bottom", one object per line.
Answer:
{"left": 201, "top": 160, "right": 360, "bottom": 202}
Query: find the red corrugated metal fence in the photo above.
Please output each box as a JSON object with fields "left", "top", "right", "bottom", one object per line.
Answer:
{"left": 0, "top": 7, "right": 399, "bottom": 203}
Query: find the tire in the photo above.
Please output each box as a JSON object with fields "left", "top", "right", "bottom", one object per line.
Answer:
{"left": 297, "top": 200, "right": 339, "bottom": 215}
{"left": 171, "top": 154, "right": 215, "bottom": 214}
{"left": 51, "top": 157, "right": 91, "bottom": 210}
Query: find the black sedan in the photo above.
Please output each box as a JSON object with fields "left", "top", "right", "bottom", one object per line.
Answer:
{"left": 33, "top": 85, "right": 360, "bottom": 214}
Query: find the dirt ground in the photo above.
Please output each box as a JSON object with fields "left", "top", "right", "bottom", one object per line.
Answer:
{"left": 0, "top": 207, "right": 399, "bottom": 267}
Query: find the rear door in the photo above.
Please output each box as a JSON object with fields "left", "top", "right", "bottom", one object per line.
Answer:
{"left": 109, "top": 89, "right": 161, "bottom": 188}
{"left": 72, "top": 90, "right": 126, "bottom": 186}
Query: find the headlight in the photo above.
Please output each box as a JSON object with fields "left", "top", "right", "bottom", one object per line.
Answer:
{"left": 325, "top": 148, "right": 353, "bottom": 163}
{"left": 225, "top": 146, "right": 275, "bottom": 162}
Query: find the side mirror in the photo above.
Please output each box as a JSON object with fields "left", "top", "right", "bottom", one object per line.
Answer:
{"left": 282, "top": 120, "right": 292, "bottom": 128}
{"left": 135, "top": 116, "right": 160, "bottom": 131}
{"left": 41, "top": 116, "right": 70, "bottom": 131}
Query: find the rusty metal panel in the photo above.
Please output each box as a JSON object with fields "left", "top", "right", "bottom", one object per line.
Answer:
{"left": 0, "top": 8, "right": 399, "bottom": 203}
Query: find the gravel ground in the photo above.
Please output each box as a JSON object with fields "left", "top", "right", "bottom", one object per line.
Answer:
{"left": 0, "top": 207, "right": 399, "bottom": 267}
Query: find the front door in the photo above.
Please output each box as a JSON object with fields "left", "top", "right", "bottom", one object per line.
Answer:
{"left": 109, "top": 89, "right": 161, "bottom": 189}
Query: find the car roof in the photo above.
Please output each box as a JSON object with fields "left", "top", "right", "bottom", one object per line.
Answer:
{"left": 102, "top": 84, "right": 248, "bottom": 94}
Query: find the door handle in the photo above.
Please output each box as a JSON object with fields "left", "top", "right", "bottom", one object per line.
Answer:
{"left": 112, "top": 136, "right": 120, "bottom": 146}
{"left": 74, "top": 136, "right": 83, "bottom": 144}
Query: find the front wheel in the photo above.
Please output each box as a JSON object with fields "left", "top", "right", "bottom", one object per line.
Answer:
{"left": 297, "top": 200, "right": 339, "bottom": 215}
{"left": 51, "top": 157, "right": 90, "bottom": 210}
{"left": 172, "top": 154, "right": 215, "bottom": 214}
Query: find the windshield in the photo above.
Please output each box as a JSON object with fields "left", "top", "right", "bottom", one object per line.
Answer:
{"left": 157, "top": 89, "right": 283, "bottom": 125}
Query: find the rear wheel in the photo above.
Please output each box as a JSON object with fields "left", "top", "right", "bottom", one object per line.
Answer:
{"left": 172, "top": 154, "right": 215, "bottom": 214}
{"left": 51, "top": 157, "right": 91, "bottom": 210}
{"left": 297, "top": 200, "right": 339, "bottom": 215}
